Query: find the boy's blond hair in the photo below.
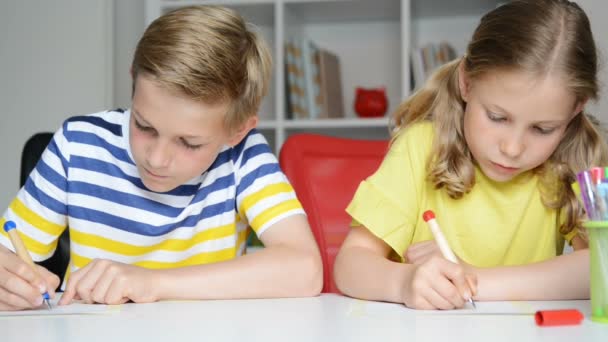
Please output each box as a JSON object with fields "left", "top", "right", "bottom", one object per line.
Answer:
{"left": 132, "top": 5, "right": 272, "bottom": 133}
{"left": 392, "top": 0, "right": 608, "bottom": 237}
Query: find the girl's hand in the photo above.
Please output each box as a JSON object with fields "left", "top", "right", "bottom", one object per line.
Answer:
{"left": 0, "top": 245, "right": 59, "bottom": 311}
{"left": 406, "top": 240, "right": 471, "bottom": 268}
{"left": 59, "top": 259, "right": 158, "bottom": 305}
{"left": 400, "top": 255, "right": 477, "bottom": 310}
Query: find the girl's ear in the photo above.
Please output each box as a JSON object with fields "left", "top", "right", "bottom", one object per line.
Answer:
{"left": 572, "top": 98, "right": 588, "bottom": 117}
{"left": 458, "top": 60, "right": 470, "bottom": 102}
{"left": 227, "top": 115, "right": 259, "bottom": 147}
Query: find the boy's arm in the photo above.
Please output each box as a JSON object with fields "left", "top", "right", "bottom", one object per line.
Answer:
{"left": 154, "top": 214, "right": 323, "bottom": 300}
{"left": 473, "top": 249, "right": 589, "bottom": 300}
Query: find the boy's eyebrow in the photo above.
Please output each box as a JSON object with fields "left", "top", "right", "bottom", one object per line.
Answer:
{"left": 131, "top": 108, "right": 151, "bottom": 125}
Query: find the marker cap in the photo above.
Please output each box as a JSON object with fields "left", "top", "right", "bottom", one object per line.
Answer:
{"left": 535, "top": 309, "right": 584, "bottom": 326}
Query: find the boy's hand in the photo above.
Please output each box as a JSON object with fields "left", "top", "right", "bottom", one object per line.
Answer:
{"left": 0, "top": 245, "right": 59, "bottom": 311}
{"left": 400, "top": 255, "right": 477, "bottom": 310}
{"left": 59, "top": 259, "right": 158, "bottom": 306}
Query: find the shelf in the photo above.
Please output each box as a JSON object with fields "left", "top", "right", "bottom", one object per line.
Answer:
{"left": 412, "top": 0, "right": 503, "bottom": 18}
{"left": 284, "top": 117, "right": 389, "bottom": 129}
{"left": 284, "top": 0, "right": 400, "bottom": 23}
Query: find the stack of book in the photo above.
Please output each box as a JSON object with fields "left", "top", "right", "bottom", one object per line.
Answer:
{"left": 410, "top": 42, "right": 457, "bottom": 90}
{"left": 285, "top": 37, "right": 344, "bottom": 120}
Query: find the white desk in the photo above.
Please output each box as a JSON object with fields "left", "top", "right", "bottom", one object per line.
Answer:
{"left": 1, "top": 294, "right": 606, "bottom": 342}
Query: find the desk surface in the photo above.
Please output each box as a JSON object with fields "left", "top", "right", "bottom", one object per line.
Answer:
{"left": 1, "top": 294, "right": 606, "bottom": 342}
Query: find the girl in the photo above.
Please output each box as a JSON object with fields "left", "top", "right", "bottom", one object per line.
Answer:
{"left": 334, "top": 0, "right": 608, "bottom": 310}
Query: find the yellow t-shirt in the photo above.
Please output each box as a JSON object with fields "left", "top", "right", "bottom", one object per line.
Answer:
{"left": 346, "top": 122, "right": 565, "bottom": 267}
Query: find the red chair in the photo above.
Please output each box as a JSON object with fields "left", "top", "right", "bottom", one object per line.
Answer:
{"left": 279, "top": 134, "right": 388, "bottom": 293}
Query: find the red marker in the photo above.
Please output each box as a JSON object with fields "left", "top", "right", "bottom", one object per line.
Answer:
{"left": 423, "top": 210, "right": 476, "bottom": 308}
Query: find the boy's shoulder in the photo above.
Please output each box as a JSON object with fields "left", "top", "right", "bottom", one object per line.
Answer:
{"left": 217, "top": 128, "right": 276, "bottom": 172}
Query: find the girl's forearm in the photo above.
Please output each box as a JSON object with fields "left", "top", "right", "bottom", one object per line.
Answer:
{"left": 334, "top": 246, "right": 412, "bottom": 303}
{"left": 474, "top": 249, "right": 589, "bottom": 301}
{"left": 153, "top": 245, "right": 322, "bottom": 300}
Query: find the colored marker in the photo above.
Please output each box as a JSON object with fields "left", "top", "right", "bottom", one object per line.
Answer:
{"left": 422, "top": 210, "right": 476, "bottom": 308}
{"left": 3, "top": 220, "right": 52, "bottom": 309}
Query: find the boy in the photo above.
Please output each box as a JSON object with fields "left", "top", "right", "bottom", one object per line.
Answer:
{"left": 0, "top": 5, "right": 322, "bottom": 310}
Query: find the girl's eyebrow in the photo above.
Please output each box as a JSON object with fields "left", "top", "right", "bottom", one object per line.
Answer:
{"left": 490, "top": 104, "right": 566, "bottom": 125}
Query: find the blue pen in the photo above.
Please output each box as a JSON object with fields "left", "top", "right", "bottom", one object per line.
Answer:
{"left": 3, "top": 220, "right": 52, "bottom": 309}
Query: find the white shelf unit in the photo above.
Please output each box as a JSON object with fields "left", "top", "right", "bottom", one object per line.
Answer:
{"left": 144, "top": 0, "right": 502, "bottom": 152}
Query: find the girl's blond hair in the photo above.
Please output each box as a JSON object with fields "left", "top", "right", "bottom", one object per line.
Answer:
{"left": 392, "top": 0, "right": 608, "bottom": 237}
{"left": 132, "top": 5, "right": 272, "bottom": 133}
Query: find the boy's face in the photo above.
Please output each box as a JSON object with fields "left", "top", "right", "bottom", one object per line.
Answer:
{"left": 459, "top": 67, "right": 582, "bottom": 183}
{"left": 130, "top": 75, "right": 237, "bottom": 192}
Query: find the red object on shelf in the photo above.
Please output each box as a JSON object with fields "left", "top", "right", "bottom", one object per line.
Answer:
{"left": 354, "top": 87, "right": 388, "bottom": 118}
{"left": 534, "top": 309, "right": 584, "bottom": 326}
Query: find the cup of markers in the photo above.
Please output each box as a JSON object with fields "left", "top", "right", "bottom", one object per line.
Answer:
{"left": 577, "top": 166, "right": 608, "bottom": 323}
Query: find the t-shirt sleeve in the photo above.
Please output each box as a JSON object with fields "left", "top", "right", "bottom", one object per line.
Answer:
{"left": 234, "top": 131, "right": 305, "bottom": 237}
{"left": 346, "top": 123, "right": 432, "bottom": 259}
{"left": 0, "top": 124, "right": 70, "bottom": 261}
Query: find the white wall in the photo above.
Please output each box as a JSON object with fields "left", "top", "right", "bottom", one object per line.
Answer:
{"left": 578, "top": 0, "right": 608, "bottom": 123}
{"left": 0, "top": 0, "right": 114, "bottom": 211}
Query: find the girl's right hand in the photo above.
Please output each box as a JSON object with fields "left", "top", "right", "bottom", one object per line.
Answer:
{"left": 0, "top": 244, "right": 59, "bottom": 311}
{"left": 401, "top": 255, "right": 476, "bottom": 310}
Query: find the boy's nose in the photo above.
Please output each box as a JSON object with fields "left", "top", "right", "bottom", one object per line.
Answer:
{"left": 147, "top": 140, "right": 172, "bottom": 168}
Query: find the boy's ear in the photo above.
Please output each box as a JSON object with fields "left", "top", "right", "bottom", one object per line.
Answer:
{"left": 458, "top": 61, "right": 470, "bottom": 102}
{"left": 227, "top": 115, "right": 259, "bottom": 147}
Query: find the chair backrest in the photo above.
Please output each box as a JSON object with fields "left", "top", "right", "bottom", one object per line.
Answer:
{"left": 279, "top": 134, "right": 388, "bottom": 293}
{"left": 21, "top": 132, "right": 70, "bottom": 288}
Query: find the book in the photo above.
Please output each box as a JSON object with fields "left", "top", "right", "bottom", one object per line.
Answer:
{"left": 317, "top": 48, "right": 344, "bottom": 118}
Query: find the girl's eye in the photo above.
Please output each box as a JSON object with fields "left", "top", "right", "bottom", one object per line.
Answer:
{"left": 487, "top": 112, "right": 506, "bottom": 122}
{"left": 180, "top": 139, "right": 202, "bottom": 150}
{"left": 534, "top": 126, "right": 556, "bottom": 135}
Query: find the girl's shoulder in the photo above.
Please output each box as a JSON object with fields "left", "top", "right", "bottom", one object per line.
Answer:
{"left": 391, "top": 121, "right": 435, "bottom": 151}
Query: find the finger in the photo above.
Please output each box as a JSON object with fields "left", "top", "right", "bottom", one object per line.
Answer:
{"left": 466, "top": 274, "right": 478, "bottom": 297}
{"left": 424, "top": 286, "right": 457, "bottom": 310}
{"left": 59, "top": 264, "right": 93, "bottom": 305}
{"left": 35, "top": 265, "right": 60, "bottom": 297}
{"left": 440, "top": 262, "right": 472, "bottom": 305}
{"left": 4, "top": 256, "right": 46, "bottom": 292}
{"left": 104, "top": 277, "right": 129, "bottom": 305}
{"left": 0, "top": 282, "right": 40, "bottom": 309}
{"left": 74, "top": 260, "right": 110, "bottom": 304}
{"left": 0, "top": 267, "right": 45, "bottom": 307}
{"left": 431, "top": 274, "right": 466, "bottom": 309}
{"left": 405, "top": 294, "right": 435, "bottom": 310}
{"left": 90, "top": 270, "right": 116, "bottom": 304}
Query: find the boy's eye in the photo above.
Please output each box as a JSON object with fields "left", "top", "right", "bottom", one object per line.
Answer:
{"left": 180, "top": 138, "right": 202, "bottom": 150}
{"left": 135, "top": 119, "right": 154, "bottom": 133}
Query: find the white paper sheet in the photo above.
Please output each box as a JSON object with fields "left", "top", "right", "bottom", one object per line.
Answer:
{"left": 0, "top": 295, "right": 119, "bottom": 317}
{"left": 347, "top": 298, "right": 589, "bottom": 317}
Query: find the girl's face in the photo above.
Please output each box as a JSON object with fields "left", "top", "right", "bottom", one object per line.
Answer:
{"left": 130, "top": 75, "right": 253, "bottom": 192}
{"left": 459, "top": 67, "right": 584, "bottom": 183}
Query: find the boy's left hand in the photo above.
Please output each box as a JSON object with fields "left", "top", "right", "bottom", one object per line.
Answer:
{"left": 58, "top": 259, "right": 158, "bottom": 305}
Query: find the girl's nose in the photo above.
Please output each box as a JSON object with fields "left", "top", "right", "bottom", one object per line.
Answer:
{"left": 499, "top": 135, "right": 524, "bottom": 159}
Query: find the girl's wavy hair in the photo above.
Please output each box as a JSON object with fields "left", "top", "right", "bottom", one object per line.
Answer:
{"left": 392, "top": 0, "right": 608, "bottom": 238}
{"left": 131, "top": 5, "right": 272, "bottom": 133}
